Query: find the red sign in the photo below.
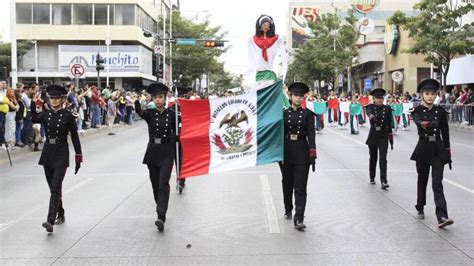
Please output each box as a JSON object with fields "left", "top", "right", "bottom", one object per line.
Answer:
{"left": 351, "top": 0, "right": 380, "bottom": 14}
{"left": 70, "top": 63, "right": 85, "bottom": 77}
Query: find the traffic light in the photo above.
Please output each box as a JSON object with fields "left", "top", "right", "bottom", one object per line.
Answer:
{"left": 204, "top": 40, "right": 225, "bottom": 48}
{"left": 96, "top": 53, "right": 105, "bottom": 72}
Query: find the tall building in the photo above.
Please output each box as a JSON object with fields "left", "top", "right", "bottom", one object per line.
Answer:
{"left": 13, "top": 0, "right": 173, "bottom": 89}
{"left": 288, "top": 0, "right": 430, "bottom": 94}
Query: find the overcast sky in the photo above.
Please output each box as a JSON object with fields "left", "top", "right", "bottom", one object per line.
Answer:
{"left": 0, "top": 0, "right": 289, "bottom": 75}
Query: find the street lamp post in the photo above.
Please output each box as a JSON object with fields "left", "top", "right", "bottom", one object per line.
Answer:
{"left": 32, "top": 40, "right": 38, "bottom": 84}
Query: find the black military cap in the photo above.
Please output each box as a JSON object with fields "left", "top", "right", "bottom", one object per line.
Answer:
{"left": 46, "top": 84, "right": 67, "bottom": 97}
{"left": 147, "top": 83, "right": 169, "bottom": 95}
{"left": 369, "top": 88, "right": 386, "bottom": 97}
{"left": 417, "top": 79, "right": 440, "bottom": 93}
{"left": 177, "top": 86, "right": 190, "bottom": 96}
{"left": 288, "top": 82, "right": 309, "bottom": 95}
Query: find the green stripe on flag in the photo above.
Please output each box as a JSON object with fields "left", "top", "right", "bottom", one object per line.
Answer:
{"left": 256, "top": 80, "right": 284, "bottom": 165}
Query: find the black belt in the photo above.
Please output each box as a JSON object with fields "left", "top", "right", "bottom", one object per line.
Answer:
{"left": 419, "top": 135, "right": 440, "bottom": 142}
{"left": 46, "top": 138, "right": 67, "bottom": 144}
{"left": 285, "top": 134, "right": 307, "bottom": 141}
{"left": 150, "top": 138, "right": 172, "bottom": 144}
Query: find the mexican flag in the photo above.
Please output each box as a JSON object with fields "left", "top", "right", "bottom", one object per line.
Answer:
{"left": 179, "top": 81, "right": 284, "bottom": 178}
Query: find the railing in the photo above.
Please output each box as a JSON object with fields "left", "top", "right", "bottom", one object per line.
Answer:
{"left": 411, "top": 102, "right": 473, "bottom": 126}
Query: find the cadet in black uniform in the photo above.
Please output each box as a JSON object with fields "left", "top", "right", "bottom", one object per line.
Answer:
{"left": 410, "top": 79, "right": 453, "bottom": 228}
{"left": 278, "top": 82, "right": 316, "bottom": 231}
{"left": 365, "top": 88, "right": 393, "bottom": 189}
{"left": 31, "top": 85, "right": 82, "bottom": 233}
{"left": 135, "top": 83, "right": 176, "bottom": 232}
{"left": 168, "top": 86, "right": 192, "bottom": 194}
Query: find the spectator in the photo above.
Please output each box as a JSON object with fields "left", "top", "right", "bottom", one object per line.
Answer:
{"left": 21, "top": 84, "right": 35, "bottom": 144}
{"left": 14, "top": 87, "right": 26, "bottom": 147}
{"left": 77, "top": 85, "right": 91, "bottom": 134}
{"left": 124, "top": 91, "right": 134, "bottom": 125}
{"left": 5, "top": 88, "right": 19, "bottom": 149}
{"left": 107, "top": 92, "right": 119, "bottom": 135}
{"left": 0, "top": 80, "right": 8, "bottom": 148}
{"left": 90, "top": 85, "right": 101, "bottom": 128}
{"left": 118, "top": 90, "right": 126, "bottom": 122}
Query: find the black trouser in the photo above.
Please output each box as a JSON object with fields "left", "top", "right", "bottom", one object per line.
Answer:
{"left": 369, "top": 142, "right": 388, "bottom": 183}
{"left": 279, "top": 162, "right": 310, "bottom": 221}
{"left": 176, "top": 142, "right": 185, "bottom": 186}
{"left": 43, "top": 166, "right": 67, "bottom": 224}
{"left": 415, "top": 157, "right": 448, "bottom": 221}
{"left": 147, "top": 164, "right": 173, "bottom": 222}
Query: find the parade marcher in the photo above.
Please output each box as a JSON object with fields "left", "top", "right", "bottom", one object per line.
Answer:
{"left": 410, "top": 79, "right": 453, "bottom": 228}
{"left": 31, "top": 85, "right": 83, "bottom": 233}
{"left": 365, "top": 88, "right": 393, "bottom": 189}
{"left": 134, "top": 83, "right": 176, "bottom": 232}
{"left": 279, "top": 82, "right": 316, "bottom": 231}
{"left": 338, "top": 92, "right": 349, "bottom": 129}
{"left": 168, "top": 86, "right": 192, "bottom": 193}
{"left": 327, "top": 91, "right": 339, "bottom": 126}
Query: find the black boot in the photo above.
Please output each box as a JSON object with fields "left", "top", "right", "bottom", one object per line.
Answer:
{"left": 33, "top": 142, "right": 40, "bottom": 151}
{"left": 55, "top": 213, "right": 65, "bottom": 225}
{"left": 416, "top": 210, "right": 425, "bottom": 220}
{"left": 155, "top": 219, "right": 165, "bottom": 232}
{"left": 42, "top": 221, "right": 54, "bottom": 233}
{"left": 381, "top": 183, "right": 390, "bottom": 190}
{"left": 438, "top": 217, "right": 454, "bottom": 228}
{"left": 284, "top": 211, "right": 292, "bottom": 220}
{"left": 294, "top": 218, "right": 306, "bottom": 231}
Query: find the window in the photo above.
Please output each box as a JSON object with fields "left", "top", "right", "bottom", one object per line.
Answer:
{"left": 52, "top": 4, "right": 71, "bottom": 25}
{"left": 16, "top": 3, "right": 32, "bottom": 24}
{"left": 137, "top": 7, "right": 157, "bottom": 32}
{"left": 33, "top": 4, "right": 50, "bottom": 24}
{"left": 73, "top": 4, "right": 92, "bottom": 25}
{"left": 94, "top": 4, "right": 114, "bottom": 25}
{"left": 115, "top": 5, "right": 135, "bottom": 25}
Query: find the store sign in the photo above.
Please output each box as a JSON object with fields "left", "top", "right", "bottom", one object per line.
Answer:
{"left": 384, "top": 24, "right": 399, "bottom": 54}
{"left": 351, "top": 0, "right": 380, "bottom": 14}
{"left": 357, "top": 17, "right": 375, "bottom": 35}
{"left": 291, "top": 6, "right": 320, "bottom": 48}
{"left": 58, "top": 45, "right": 152, "bottom": 75}
{"left": 364, "top": 78, "right": 372, "bottom": 89}
{"left": 391, "top": 71, "right": 404, "bottom": 83}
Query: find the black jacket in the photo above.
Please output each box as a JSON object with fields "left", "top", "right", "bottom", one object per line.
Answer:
{"left": 137, "top": 105, "right": 177, "bottom": 166}
{"left": 32, "top": 109, "right": 82, "bottom": 168}
{"left": 410, "top": 105, "right": 450, "bottom": 164}
{"left": 283, "top": 107, "right": 316, "bottom": 164}
{"left": 365, "top": 104, "right": 393, "bottom": 146}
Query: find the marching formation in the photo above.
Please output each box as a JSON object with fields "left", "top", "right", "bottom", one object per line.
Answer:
{"left": 26, "top": 76, "right": 454, "bottom": 235}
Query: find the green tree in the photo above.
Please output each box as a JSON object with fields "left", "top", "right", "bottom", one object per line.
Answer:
{"left": 159, "top": 12, "right": 229, "bottom": 88}
{"left": 389, "top": 0, "right": 474, "bottom": 88}
{"left": 286, "top": 9, "right": 359, "bottom": 90}
{"left": 0, "top": 41, "right": 33, "bottom": 78}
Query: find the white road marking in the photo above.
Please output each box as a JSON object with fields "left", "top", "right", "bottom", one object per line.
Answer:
{"left": 326, "top": 128, "right": 474, "bottom": 194}
{"left": 444, "top": 179, "right": 474, "bottom": 194}
{"left": 0, "top": 178, "right": 94, "bottom": 232}
{"left": 260, "top": 174, "right": 280, "bottom": 234}
{"left": 450, "top": 141, "right": 474, "bottom": 149}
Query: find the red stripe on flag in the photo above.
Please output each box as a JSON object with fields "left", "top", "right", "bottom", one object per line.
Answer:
{"left": 180, "top": 99, "right": 211, "bottom": 178}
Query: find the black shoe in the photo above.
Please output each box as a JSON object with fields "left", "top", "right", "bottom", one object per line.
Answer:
{"left": 55, "top": 214, "right": 65, "bottom": 225}
{"left": 155, "top": 219, "right": 165, "bottom": 232}
{"left": 438, "top": 217, "right": 454, "bottom": 228}
{"left": 416, "top": 210, "right": 425, "bottom": 220}
{"left": 294, "top": 220, "right": 306, "bottom": 230}
{"left": 381, "top": 183, "right": 390, "bottom": 190}
{"left": 108, "top": 132, "right": 115, "bottom": 136}
{"left": 284, "top": 212, "right": 292, "bottom": 220}
{"left": 42, "top": 222, "right": 54, "bottom": 233}
{"left": 33, "top": 143, "right": 40, "bottom": 151}
{"left": 369, "top": 180, "right": 376, "bottom": 185}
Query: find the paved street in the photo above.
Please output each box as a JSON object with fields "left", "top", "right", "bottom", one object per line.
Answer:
{"left": 1, "top": 121, "right": 473, "bottom": 265}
